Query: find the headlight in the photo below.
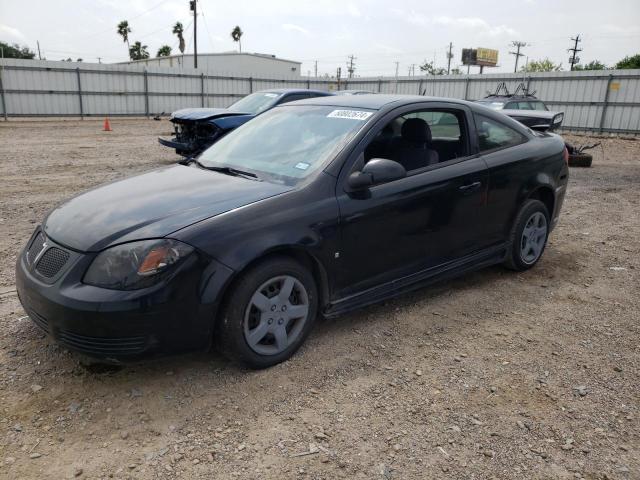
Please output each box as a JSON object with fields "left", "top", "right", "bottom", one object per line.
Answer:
{"left": 83, "top": 239, "right": 194, "bottom": 290}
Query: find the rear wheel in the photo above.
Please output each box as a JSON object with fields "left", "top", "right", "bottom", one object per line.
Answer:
{"left": 215, "top": 256, "right": 318, "bottom": 369}
{"left": 504, "top": 199, "right": 550, "bottom": 271}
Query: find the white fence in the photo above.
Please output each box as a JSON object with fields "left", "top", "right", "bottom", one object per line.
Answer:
{"left": 1, "top": 59, "right": 639, "bottom": 134}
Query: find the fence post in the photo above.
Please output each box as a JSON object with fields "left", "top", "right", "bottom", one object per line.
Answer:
{"left": 144, "top": 70, "right": 150, "bottom": 118}
{"left": 418, "top": 78, "right": 423, "bottom": 95}
{"left": 463, "top": 76, "right": 470, "bottom": 100}
{"left": 0, "top": 67, "right": 7, "bottom": 121}
{"left": 599, "top": 74, "right": 614, "bottom": 133}
{"left": 200, "top": 72, "right": 205, "bottom": 108}
{"left": 249, "top": 77, "right": 253, "bottom": 94}
{"left": 377, "top": 78, "right": 382, "bottom": 93}
{"left": 76, "top": 68, "right": 83, "bottom": 120}
{"left": 307, "top": 77, "right": 311, "bottom": 89}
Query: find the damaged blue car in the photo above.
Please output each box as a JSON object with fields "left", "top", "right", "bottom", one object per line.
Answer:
{"left": 158, "top": 88, "right": 333, "bottom": 157}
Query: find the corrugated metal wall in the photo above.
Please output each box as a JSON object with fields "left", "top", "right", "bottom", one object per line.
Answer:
{"left": 1, "top": 59, "right": 639, "bottom": 134}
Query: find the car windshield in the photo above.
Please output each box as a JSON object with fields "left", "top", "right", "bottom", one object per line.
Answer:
{"left": 227, "top": 92, "right": 282, "bottom": 114}
{"left": 476, "top": 100, "right": 506, "bottom": 110}
{"left": 198, "top": 105, "right": 374, "bottom": 185}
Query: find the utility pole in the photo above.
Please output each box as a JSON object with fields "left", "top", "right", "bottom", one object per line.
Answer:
{"left": 36, "top": 41, "right": 42, "bottom": 60}
{"left": 336, "top": 66, "right": 342, "bottom": 90}
{"left": 568, "top": 34, "right": 582, "bottom": 71}
{"left": 190, "top": 0, "right": 198, "bottom": 68}
{"left": 446, "top": 42, "right": 453, "bottom": 74}
{"left": 509, "top": 41, "right": 528, "bottom": 73}
{"left": 394, "top": 61, "right": 399, "bottom": 93}
{"left": 347, "top": 55, "right": 356, "bottom": 78}
{"left": 314, "top": 60, "right": 318, "bottom": 77}
{"left": 97, "top": 57, "right": 102, "bottom": 64}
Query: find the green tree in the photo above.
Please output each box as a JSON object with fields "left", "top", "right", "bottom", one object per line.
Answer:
{"left": 117, "top": 20, "right": 132, "bottom": 58}
{"left": 129, "top": 41, "right": 149, "bottom": 61}
{"left": 0, "top": 41, "right": 36, "bottom": 59}
{"left": 173, "top": 22, "right": 185, "bottom": 54}
{"left": 156, "top": 45, "right": 172, "bottom": 57}
{"left": 521, "top": 58, "right": 563, "bottom": 72}
{"left": 615, "top": 54, "right": 640, "bottom": 69}
{"left": 419, "top": 60, "right": 446, "bottom": 75}
{"left": 450, "top": 67, "right": 463, "bottom": 75}
{"left": 574, "top": 60, "right": 607, "bottom": 71}
{"left": 231, "top": 25, "right": 243, "bottom": 52}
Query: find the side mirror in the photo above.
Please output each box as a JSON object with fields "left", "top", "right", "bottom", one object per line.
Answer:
{"left": 347, "top": 158, "right": 406, "bottom": 189}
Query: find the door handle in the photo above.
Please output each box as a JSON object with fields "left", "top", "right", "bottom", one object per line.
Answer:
{"left": 458, "top": 181, "right": 482, "bottom": 193}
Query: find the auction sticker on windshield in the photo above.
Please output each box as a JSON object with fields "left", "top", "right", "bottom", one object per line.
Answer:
{"left": 327, "top": 110, "right": 373, "bottom": 120}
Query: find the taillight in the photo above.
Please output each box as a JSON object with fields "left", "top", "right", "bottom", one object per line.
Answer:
{"left": 562, "top": 147, "right": 569, "bottom": 165}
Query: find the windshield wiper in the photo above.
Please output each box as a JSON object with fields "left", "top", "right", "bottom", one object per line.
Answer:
{"left": 196, "top": 161, "right": 261, "bottom": 181}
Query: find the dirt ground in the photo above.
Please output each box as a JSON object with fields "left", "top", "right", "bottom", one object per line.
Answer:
{"left": 0, "top": 119, "right": 638, "bottom": 480}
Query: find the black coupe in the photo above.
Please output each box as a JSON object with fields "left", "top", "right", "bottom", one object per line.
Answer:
{"left": 17, "top": 95, "right": 568, "bottom": 368}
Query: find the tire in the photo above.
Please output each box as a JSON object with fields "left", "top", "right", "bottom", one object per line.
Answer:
{"left": 568, "top": 153, "right": 592, "bottom": 168}
{"left": 215, "top": 256, "right": 318, "bottom": 369}
{"left": 504, "top": 199, "right": 550, "bottom": 271}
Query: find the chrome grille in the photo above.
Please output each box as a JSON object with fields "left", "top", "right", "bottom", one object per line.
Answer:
{"left": 35, "top": 247, "right": 70, "bottom": 278}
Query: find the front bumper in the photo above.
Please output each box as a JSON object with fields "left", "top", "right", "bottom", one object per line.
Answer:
{"left": 158, "top": 136, "right": 196, "bottom": 155}
{"left": 15, "top": 231, "right": 234, "bottom": 362}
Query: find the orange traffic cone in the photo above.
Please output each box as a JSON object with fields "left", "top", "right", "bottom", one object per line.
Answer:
{"left": 103, "top": 117, "right": 112, "bottom": 131}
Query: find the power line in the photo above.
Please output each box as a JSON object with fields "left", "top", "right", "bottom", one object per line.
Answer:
{"left": 567, "top": 34, "right": 582, "bottom": 71}
{"left": 509, "top": 40, "right": 528, "bottom": 72}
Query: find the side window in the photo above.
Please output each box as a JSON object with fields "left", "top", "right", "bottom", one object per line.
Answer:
{"left": 475, "top": 114, "right": 527, "bottom": 152}
{"left": 279, "top": 93, "right": 309, "bottom": 104}
{"left": 516, "top": 101, "right": 533, "bottom": 110}
{"left": 505, "top": 102, "right": 518, "bottom": 109}
{"left": 531, "top": 101, "right": 548, "bottom": 111}
{"left": 362, "top": 108, "right": 468, "bottom": 173}
{"left": 405, "top": 111, "right": 461, "bottom": 140}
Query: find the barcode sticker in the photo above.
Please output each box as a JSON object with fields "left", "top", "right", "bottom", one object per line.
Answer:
{"left": 327, "top": 109, "right": 373, "bottom": 121}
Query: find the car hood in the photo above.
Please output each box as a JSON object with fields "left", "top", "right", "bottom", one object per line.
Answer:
{"left": 171, "top": 108, "right": 251, "bottom": 122}
{"left": 43, "top": 165, "right": 291, "bottom": 252}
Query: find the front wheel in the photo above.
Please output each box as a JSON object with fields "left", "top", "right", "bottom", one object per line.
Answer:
{"left": 215, "top": 256, "right": 318, "bottom": 369}
{"left": 504, "top": 199, "right": 550, "bottom": 271}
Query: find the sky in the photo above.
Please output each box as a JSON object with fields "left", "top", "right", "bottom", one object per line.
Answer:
{"left": 1, "top": 0, "right": 639, "bottom": 76}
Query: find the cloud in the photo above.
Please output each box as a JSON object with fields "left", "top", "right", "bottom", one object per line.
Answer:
{"left": 0, "top": 24, "right": 26, "bottom": 42}
{"left": 347, "top": 3, "right": 362, "bottom": 17}
{"left": 390, "top": 9, "right": 518, "bottom": 37}
{"left": 433, "top": 16, "right": 518, "bottom": 36}
{"left": 282, "top": 23, "right": 311, "bottom": 35}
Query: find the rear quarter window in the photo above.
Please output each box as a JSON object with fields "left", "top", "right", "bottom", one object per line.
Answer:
{"left": 475, "top": 114, "right": 527, "bottom": 152}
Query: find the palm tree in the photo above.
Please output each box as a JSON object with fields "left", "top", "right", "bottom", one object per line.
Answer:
{"left": 157, "top": 45, "right": 172, "bottom": 57}
{"left": 117, "top": 21, "right": 132, "bottom": 58}
{"left": 129, "top": 41, "right": 150, "bottom": 61}
{"left": 173, "top": 22, "right": 185, "bottom": 54}
{"left": 231, "top": 26, "right": 243, "bottom": 52}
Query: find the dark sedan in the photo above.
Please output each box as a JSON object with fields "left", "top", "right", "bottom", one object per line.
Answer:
{"left": 159, "top": 88, "right": 333, "bottom": 156}
{"left": 17, "top": 95, "right": 568, "bottom": 368}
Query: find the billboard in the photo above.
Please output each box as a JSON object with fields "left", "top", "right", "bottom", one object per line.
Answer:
{"left": 462, "top": 48, "right": 499, "bottom": 67}
{"left": 476, "top": 48, "right": 498, "bottom": 66}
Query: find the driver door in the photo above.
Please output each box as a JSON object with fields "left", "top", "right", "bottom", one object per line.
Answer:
{"left": 334, "top": 103, "right": 489, "bottom": 298}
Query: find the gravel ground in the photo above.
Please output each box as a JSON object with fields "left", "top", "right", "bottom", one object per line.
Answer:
{"left": 0, "top": 119, "right": 638, "bottom": 480}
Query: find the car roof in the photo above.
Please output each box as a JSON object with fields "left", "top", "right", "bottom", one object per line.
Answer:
{"left": 258, "top": 88, "right": 331, "bottom": 95}
{"left": 289, "top": 94, "right": 471, "bottom": 110}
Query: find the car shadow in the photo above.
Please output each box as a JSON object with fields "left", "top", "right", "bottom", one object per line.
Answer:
{"left": 12, "top": 249, "right": 579, "bottom": 385}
